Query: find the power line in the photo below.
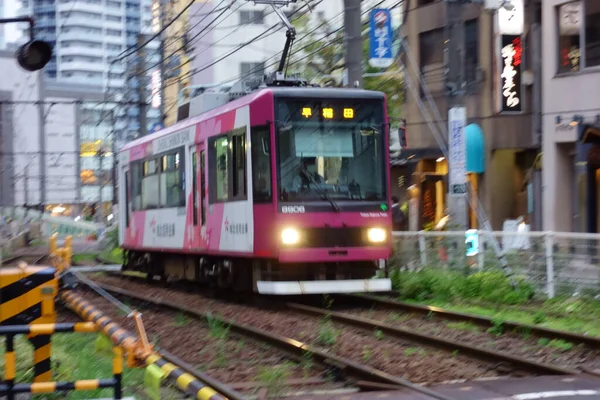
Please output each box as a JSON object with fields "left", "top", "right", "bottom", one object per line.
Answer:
{"left": 136, "top": 0, "right": 235, "bottom": 77}
{"left": 112, "top": 0, "right": 228, "bottom": 63}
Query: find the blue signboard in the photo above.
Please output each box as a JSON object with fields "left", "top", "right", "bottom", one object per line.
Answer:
{"left": 151, "top": 122, "right": 164, "bottom": 133}
{"left": 369, "top": 8, "right": 394, "bottom": 69}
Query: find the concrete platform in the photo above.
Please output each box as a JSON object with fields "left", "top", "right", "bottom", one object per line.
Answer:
{"left": 292, "top": 375, "right": 600, "bottom": 400}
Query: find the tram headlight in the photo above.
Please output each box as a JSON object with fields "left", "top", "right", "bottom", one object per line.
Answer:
{"left": 281, "top": 227, "right": 300, "bottom": 245}
{"left": 367, "top": 228, "right": 386, "bottom": 243}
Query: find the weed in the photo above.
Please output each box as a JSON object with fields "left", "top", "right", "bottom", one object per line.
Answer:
{"left": 452, "top": 349, "right": 459, "bottom": 357}
{"left": 520, "top": 327, "right": 532, "bottom": 340}
{"left": 206, "top": 313, "right": 230, "bottom": 341}
{"left": 173, "top": 312, "right": 188, "bottom": 327}
{"left": 300, "top": 351, "right": 313, "bottom": 378}
{"left": 236, "top": 340, "right": 245, "bottom": 354}
{"left": 256, "top": 362, "right": 292, "bottom": 398}
{"left": 404, "top": 347, "right": 425, "bottom": 356}
{"left": 538, "top": 338, "right": 550, "bottom": 346}
{"left": 374, "top": 329, "right": 384, "bottom": 340}
{"left": 533, "top": 312, "right": 546, "bottom": 325}
{"left": 487, "top": 318, "right": 505, "bottom": 336}
{"left": 362, "top": 345, "right": 373, "bottom": 362}
{"left": 542, "top": 339, "right": 574, "bottom": 351}
{"left": 426, "top": 310, "right": 435, "bottom": 319}
{"left": 447, "top": 321, "right": 479, "bottom": 332}
{"left": 317, "top": 317, "right": 339, "bottom": 347}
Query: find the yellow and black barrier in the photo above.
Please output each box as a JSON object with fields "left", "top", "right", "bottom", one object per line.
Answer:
{"left": 60, "top": 291, "right": 227, "bottom": 400}
{"left": 0, "top": 321, "right": 123, "bottom": 400}
{"left": 0, "top": 263, "right": 59, "bottom": 383}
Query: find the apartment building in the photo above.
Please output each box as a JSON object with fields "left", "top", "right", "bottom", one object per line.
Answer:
{"left": 542, "top": 0, "right": 600, "bottom": 233}
{"left": 399, "top": 0, "right": 542, "bottom": 230}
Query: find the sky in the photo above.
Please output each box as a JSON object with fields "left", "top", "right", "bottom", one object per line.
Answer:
{"left": 3, "top": 0, "right": 20, "bottom": 44}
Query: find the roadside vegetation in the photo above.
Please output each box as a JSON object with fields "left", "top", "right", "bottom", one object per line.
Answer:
{"left": 390, "top": 269, "right": 600, "bottom": 336}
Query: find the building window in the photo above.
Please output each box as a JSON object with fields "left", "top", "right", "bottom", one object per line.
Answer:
{"left": 557, "top": 1, "right": 600, "bottom": 73}
{"left": 240, "top": 10, "right": 264, "bottom": 25}
{"left": 419, "top": 28, "right": 444, "bottom": 67}
{"left": 241, "top": 62, "right": 265, "bottom": 78}
{"left": 465, "top": 18, "right": 478, "bottom": 83}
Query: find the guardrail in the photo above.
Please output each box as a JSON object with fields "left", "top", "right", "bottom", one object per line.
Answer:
{"left": 0, "top": 322, "right": 123, "bottom": 400}
{"left": 392, "top": 230, "right": 600, "bottom": 299}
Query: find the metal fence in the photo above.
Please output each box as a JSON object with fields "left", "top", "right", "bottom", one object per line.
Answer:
{"left": 391, "top": 231, "right": 600, "bottom": 299}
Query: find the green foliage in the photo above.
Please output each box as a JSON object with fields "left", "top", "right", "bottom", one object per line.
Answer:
{"left": 105, "top": 226, "right": 119, "bottom": 250}
{"left": 317, "top": 316, "right": 340, "bottom": 347}
{"left": 256, "top": 362, "right": 293, "bottom": 398}
{"left": 539, "top": 338, "right": 574, "bottom": 351}
{"left": 446, "top": 321, "right": 479, "bottom": 332}
{"left": 287, "top": 10, "right": 403, "bottom": 121}
{"left": 487, "top": 318, "right": 505, "bottom": 336}
{"left": 391, "top": 269, "right": 535, "bottom": 305}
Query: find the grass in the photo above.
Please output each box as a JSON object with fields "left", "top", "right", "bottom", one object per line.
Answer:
{"left": 446, "top": 321, "right": 480, "bottom": 332}
{"left": 0, "top": 333, "right": 147, "bottom": 399}
{"left": 71, "top": 253, "right": 97, "bottom": 264}
{"left": 392, "top": 269, "right": 600, "bottom": 337}
{"left": 99, "top": 248, "right": 124, "bottom": 264}
{"left": 256, "top": 362, "right": 293, "bottom": 398}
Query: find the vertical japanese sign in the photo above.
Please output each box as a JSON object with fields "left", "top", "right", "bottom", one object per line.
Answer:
{"left": 499, "top": 34, "right": 522, "bottom": 112}
{"left": 368, "top": 9, "right": 393, "bottom": 68}
{"left": 448, "top": 107, "right": 467, "bottom": 195}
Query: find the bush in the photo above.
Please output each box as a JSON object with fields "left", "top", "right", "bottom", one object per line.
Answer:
{"left": 392, "top": 269, "right": 535, "bottom": 305}
{"left": 105, "top": 225, "right": 119, "bottom": 250}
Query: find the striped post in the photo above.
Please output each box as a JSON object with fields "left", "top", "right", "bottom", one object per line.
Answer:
{"left": 61, "top": 291, "right": 226, "bottom": 400}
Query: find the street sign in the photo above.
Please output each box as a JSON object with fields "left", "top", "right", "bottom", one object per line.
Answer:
{"left": 368, "top": 9, "right": 393, "bottom": 69}
{"left": 448, "top": 106, "right": 467, "bottom": 192}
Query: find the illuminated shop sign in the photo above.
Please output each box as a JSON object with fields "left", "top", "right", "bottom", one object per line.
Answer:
{"left": 498, "top": 0, "right": 524, "bottom": 35}
{"left": 499, "top": 34, "right": 522, "bottom": 113}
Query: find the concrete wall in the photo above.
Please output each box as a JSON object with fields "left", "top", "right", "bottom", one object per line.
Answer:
{"left": 541, "top": 0, "right": 600, "bottom": 231}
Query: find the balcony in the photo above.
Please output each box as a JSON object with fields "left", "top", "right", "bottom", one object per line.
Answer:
{"left": 59, "top": 31, "right": 103, "bottom": 43}
{"left": 64, "top": 16, "right": 104, "bottom": 28}
{"left": 60, "top": 45, "right": 104, "bottom": 57}
{"left": 61, "top": 60, "right": 105, "bottom": 72}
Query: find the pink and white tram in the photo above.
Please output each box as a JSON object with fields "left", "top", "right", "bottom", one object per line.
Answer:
{"left": 117, "top": 87, "right": 393, "bottom": 294}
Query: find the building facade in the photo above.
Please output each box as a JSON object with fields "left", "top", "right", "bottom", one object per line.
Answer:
{"left": 16, "top": 0, "right": 160, "bottom": 145}
{"left": 542, "top": 0, "right": 600, "bottom": 233}
{"left": 399, "top": 0, "right": 542, "bottom": 231}
{"left": 0, "top": 50, "right": 112, "bottom": 219}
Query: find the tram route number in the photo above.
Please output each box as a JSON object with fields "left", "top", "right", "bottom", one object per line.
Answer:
{"left": 156, "top": 223, "right": 176, "bottom": 237}
{"left": 281, "top": 206, "right": 306, "bottom": 214}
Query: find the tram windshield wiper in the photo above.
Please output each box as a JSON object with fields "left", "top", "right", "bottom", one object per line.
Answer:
{"left": 302, "top": 167, "right": 340, "bottom": 212}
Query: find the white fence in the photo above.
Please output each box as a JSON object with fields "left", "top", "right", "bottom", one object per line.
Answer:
{"left": 392, "top": 231, "right": 600, "bottom": 299}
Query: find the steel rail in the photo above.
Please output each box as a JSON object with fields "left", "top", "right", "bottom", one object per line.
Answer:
{"left": 60, "top": 290, "right": 238, "bottom": 400}
{"left": 1, "top": 253, "right": 47, "bottom": 266}
{"left": 337, "top": 294, "right": 600, "bottom": 349}
{"left": 285, "top": 302, "right": 579, "bottom": 376}
{"left": 89, "top": 281, "right": 457, "bottom": 400}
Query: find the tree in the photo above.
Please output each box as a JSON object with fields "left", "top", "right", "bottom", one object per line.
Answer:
{"left": 286, "top": 11, "right": 404, "bottom": 122}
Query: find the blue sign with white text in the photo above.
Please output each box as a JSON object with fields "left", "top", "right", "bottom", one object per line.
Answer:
{"left": 369, "top": 8, "right": 393, "bottom": 69}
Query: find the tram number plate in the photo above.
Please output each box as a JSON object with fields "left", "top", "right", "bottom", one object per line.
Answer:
{"left": 452, "top": 184, "right": 467, "bottom": 194}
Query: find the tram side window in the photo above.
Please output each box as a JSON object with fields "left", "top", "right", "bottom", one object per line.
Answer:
{"left": 208, "top": 128, "right": 247, "bottom": 203}
{"left": 251, "top": 126, "right": 272, "bottom": 203}
{"left": 232, "top": 133, "right": 246, "bottom": 200}
{"left": 213, "top": 136, "right": 229, "bottom": 202}
{"left": 160, "top": 151, "right": 185, "bottom": 207}
{"left": 141, "top": 158, "right": 160, "bottom": 209}
{"left": 131, "top": 162, "right": 142, "bottom": 211}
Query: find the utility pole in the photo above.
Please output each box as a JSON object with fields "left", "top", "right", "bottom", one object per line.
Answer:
{"left": 445, "top": 0, "right": 468, "bottom": 229}
{"left": 344, "top": 0, "right": 363, "bottom": 88}
{"left": 137, "top": 34, "right": 148, "bottom": 137}
{"left": 158, "top": 0, "right": 167, "bottom": 127}
{"left": 97, "top": 148, "right": 103, "bottom": 223}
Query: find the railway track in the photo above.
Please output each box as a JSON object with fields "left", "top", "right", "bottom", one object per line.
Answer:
{"left": 85, "top": 275, "right": 600, "bottom": 383}
{"left": 1, "top": 253, "right": 47, "bottom": 266}
{"left": 72, "top": 281, "right": 455, "bottom": 400}
{"left": 331, "top": 294, "right": 600, "bottom": 349}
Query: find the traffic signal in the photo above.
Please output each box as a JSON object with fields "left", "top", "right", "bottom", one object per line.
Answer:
{"left": 16, "top": 40, "right": 52, "bottom": 72}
